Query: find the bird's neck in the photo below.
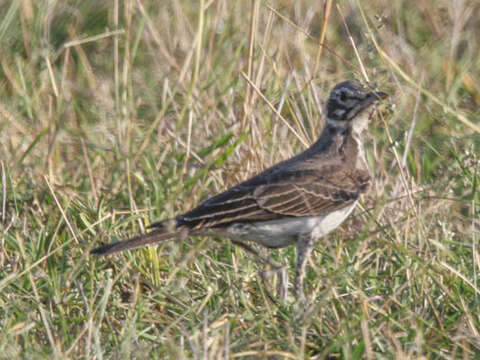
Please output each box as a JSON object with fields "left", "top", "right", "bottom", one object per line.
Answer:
{"left": 311, "top": 119, "right": 368, "bottom": 171}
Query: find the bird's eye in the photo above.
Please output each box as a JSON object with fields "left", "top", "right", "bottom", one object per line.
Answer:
{"left": 339, "top": 91, "right": 347, "bottom": 102}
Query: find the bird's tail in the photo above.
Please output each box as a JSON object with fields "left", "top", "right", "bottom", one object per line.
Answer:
{"left": 90, "top": 225, "right": 186, "bottom": 256}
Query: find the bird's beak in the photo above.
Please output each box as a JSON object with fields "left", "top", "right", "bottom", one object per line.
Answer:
{"left": 371, "top": 91, "right": 388, "bottom": 100}
{"left": 359, "top": 90, "right": 388, "bottom": 110}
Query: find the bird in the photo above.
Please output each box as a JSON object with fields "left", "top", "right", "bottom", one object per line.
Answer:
{"left": 91, "top": 80, "right": 388, "bottom": 301}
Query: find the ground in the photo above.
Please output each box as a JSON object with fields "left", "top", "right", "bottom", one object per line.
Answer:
{"left": 1, "top": 0, "right": 479, "bottom": 358}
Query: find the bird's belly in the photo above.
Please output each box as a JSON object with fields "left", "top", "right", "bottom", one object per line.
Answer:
{"left": 224, "top": 203, "right": 357, "bottom": 248}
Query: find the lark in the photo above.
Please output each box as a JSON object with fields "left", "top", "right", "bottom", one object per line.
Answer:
{"left": 92, "top": 80, "right": 388, "bottom": 300}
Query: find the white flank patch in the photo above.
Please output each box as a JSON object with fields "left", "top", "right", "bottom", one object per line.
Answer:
{"left": 222, "top": 202, "right": 357, "bottom": 248}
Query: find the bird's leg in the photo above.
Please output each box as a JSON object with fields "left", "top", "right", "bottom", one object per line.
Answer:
{"left": 231, "top": 240, "right": 287, "bottom": 302}
{"left": 294, "top": 235, "right": 314, "bottom": 301}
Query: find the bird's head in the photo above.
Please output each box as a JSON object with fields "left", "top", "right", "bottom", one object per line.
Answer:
{"left": 325, "top": 80, "right": 388, "bottom": 135}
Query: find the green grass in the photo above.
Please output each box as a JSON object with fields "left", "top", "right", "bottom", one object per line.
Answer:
{"left": 1, "top": 0, "right": 479, "bottom": 358}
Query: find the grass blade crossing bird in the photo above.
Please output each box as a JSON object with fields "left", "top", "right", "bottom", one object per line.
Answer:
{"left": 91, "top": 80, "right": 388, "bottom": 300}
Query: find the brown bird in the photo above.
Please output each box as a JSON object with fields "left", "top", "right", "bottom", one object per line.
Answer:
{"left": 91, "top": 80, "right": 388, "bottom": 300}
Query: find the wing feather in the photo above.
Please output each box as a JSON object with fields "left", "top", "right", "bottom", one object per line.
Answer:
{"left": 175, "top": 164, "right": 370, "bottom": 229}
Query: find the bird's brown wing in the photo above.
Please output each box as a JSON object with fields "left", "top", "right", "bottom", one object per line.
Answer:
{"left": 92, "top": 162, "right": 370, "bottom": 256}
{"left": 176, "top": 164, "right": 370, "bottom": 229}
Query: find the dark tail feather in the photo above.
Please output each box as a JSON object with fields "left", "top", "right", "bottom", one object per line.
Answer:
{"left": 90, "top": 228, "right": 181, "bottom": 256}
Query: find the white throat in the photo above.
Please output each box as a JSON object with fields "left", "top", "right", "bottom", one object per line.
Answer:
{"left": 350, "top": 112, "right": 370, "bottom": 170}
{"left": 350, "top": 111, "right": 370, "bottom": 137}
